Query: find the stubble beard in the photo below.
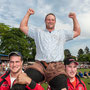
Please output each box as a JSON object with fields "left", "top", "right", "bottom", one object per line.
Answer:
{"left": 46, "top": 25, "right": 55, "bottom": 30}
{"left": 12, "top": 67, "right": 22, "bottom": 74}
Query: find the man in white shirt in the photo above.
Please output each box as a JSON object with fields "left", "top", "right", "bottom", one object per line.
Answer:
{"left": 18, "top": 8, "right": 81, "bottom": 90}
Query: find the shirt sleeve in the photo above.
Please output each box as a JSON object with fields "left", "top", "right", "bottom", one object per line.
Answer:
{"left": 63, "top": 30, "right": 74, "bottom": 41}
{"left": 27, "top": 27, "right": 38, "bottom": 39}
{"left": 25, "top": 80, "right": 44, "bottom": 90}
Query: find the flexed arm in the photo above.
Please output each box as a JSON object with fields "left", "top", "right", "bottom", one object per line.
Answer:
{"left": 69, "top": 12, "right": 81, "bottom": 38}
{"left": 20, "top": 8, "right": 34, "bottom": 35}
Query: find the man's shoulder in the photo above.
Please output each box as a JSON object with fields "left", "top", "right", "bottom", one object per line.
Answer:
{"left": 0, "top": 71, "right": 10, "bottom": 79}
{"left": 0, "top": 72, "right": 7, "bottom": 82}
{"left": 0, "top": 72, "right": 6, "bottom": 78}
{"left": 76, "top": 75, "right": 85, "bottom": 84}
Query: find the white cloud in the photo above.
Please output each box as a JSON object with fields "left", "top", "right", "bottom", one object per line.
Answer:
{"left": 55, "top": 18, "right": 72, "bottom": 30}
{"left": 78, "top": 13, "right": 90, "bottom": 38}
{"left": 36, "top": 0, "right": 53, "bottom": 17}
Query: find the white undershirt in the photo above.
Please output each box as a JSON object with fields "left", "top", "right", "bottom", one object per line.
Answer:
{"left": 10, "top": 70, "right": 24, "bottom": 88}
{"left": 10, "top": 74, "right": 16, "bottom": 88}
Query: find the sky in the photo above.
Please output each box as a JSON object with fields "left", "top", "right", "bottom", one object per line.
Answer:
{"left": 0, "top": 0, "right": 90, "bottom": 56}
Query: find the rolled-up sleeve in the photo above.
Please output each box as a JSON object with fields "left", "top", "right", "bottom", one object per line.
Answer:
{"left": 64, "top": 30, "right": 74, "bottom": 41}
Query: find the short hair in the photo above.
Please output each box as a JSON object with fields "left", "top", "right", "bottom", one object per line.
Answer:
{"left": 45, "top": 13, "right": 56, "bottom": 21}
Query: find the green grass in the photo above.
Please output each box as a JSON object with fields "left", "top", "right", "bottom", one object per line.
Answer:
{"left": 77, "top": 68, "right": 90, "bottom": 90}
{"left": 77, "top": 68, "right": 90, "bottom": 73}
{"left": 41, "top": 83, "right": 48, "bottom": 90}
{"left": 41, "top": 69, "right": 90, "bottom": 90}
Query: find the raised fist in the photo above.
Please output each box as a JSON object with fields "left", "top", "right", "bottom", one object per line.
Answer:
{"left": 27, "top": 8, "right": 35, "bottom": 16}
{"left": 69, "top": 12, "right": 76, "bottom": 19}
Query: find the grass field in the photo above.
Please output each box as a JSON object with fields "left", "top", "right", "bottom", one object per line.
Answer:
{"left": 77, "top": 68, "right": 90, "bottom": 90}
{"left": 41, "top": 68, "right": 90, "bottom": 90}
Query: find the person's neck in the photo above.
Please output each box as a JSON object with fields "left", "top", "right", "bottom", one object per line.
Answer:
{"left": 10, "top": 71, "right": 22, "bottom": 78}
{"left": 69, "top": 77, "right": 75, "bottom": 82}
{"left": 47, "top": 28, "right": 55, "bottom": 32}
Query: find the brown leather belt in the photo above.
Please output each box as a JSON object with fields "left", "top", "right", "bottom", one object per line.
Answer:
{"left": 40, "top": 61, "right": 63, "bottom": 69}
{"left": 40, "top": 61, "right": 49, "bottom": 69}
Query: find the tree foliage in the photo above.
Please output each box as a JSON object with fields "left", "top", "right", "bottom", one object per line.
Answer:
{"left": 64, "top": 49, "right": 71, "bottom": 58}
{"left": 78, "top": 49, "right": 84, "bottom": 57}
{"left": 77, "top": 47, "right": 90, "bottom": 62}
{"left": 0, "top": 23, "right": 36, "bottom": 62}
{"left": 84, "top": 46, "right": 89, "bottom": 54}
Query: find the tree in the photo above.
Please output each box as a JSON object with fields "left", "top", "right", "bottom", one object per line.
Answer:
{"left": 26, "top": 36, "right": 36, "bottom": 61}
{"left": 86, "top": 53, "right": 90, "bottom": 62}
{"left": 77, "top": 49, "right": 84, "bottom": 57}
{"left": 64, "top": 49, "right": 71, "bottom": 58}
{"left": 0, "top": 23, "right": 10, "bottom": 46}
{"left": 78, "top": 54, "right": 86, "bottom": 62}
{"left": 0, "top": 23, "right": 36, "bottom": 62}
{"left": 84, "top": 46, "right": 89, "bottom": 54}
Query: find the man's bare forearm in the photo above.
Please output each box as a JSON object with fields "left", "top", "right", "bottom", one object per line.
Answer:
{"left": 69, "top": 12, "right": 81, "bottom": 38}
{"left": 73, "top": 16, "right": 81, "bottom": 38}
{"left": 20, "top": 8, "right": 35, "bottom": 35}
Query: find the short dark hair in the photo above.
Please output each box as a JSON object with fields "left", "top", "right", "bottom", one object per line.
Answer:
{"left": 45, "top": 13, "right": 56, "bottom": 21}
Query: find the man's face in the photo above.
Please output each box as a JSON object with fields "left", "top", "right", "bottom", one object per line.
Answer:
{"left": 9, "top": 56, "right": 23, "bottom": 74}
{"left": 66, "top": 62, "right": 77, "bottom": 78}
{"left": 45, "top": 15, "right": 56, "bottom": 30}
